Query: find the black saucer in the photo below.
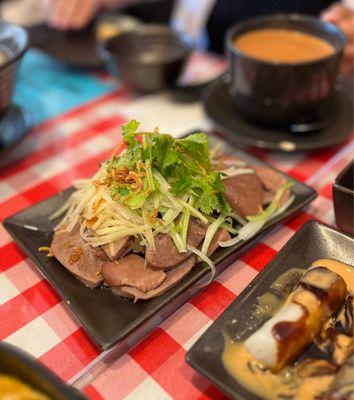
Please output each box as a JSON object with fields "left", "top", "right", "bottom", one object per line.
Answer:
{"left": 0, "top": 104, "right": 32, "bottom": 154}
{"left": 203, "top": 77, "right": 353, "bottom": 152}
{"left": 28, "top": 24, "right": 102, "bottom": 68}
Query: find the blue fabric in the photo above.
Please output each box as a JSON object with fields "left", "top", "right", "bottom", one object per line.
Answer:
{"left": 13, "top": 50, "right": 115, "bottom": 124}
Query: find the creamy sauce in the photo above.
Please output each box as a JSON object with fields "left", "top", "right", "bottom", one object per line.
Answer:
{"left": 311, "top": 259, "right": 353, "bottom": 293}
{"left": 222, "top": 259, "right": 353, "bottom": 400}
{"left": 0, "top": 374, "right": 50, "bottom": 399}
{"left": 234, "top": 28, "right": 334, "bottom": 63}
{"left": 223, "top": 339, "right": 333, "bottom": 400}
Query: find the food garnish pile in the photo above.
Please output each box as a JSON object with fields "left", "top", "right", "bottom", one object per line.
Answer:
{"left": 48, "top": 121, "right": 293, "bottom": 301}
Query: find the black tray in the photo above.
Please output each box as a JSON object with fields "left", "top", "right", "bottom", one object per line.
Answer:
{"left": 3, "top": 136, "right": 316, "bottom": 350}
{"left": 186, "top": 221, "right": 354, "bottom": 400}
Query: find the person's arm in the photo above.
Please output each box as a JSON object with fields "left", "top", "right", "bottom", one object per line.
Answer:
{"left": 321, "top": 2, "right": 353, "bottom": 74}
{"left": 44, "top": 0, "right": 148, "bottom": 30}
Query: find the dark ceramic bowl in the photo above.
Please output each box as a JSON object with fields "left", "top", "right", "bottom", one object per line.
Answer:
{"left": 0, "top": 342, "right": 86, "bottom": 399}
{"left": 333, "top": 160, "right": 354, "bottom": 236}
{"left": 226, "top": 14, "right": 347, "bottom": 125}
{"left": 0, "top": 21, "right": 29, "bottom": 116}
{"left": 99, "top": 25, "right": 190, "bottom": 93}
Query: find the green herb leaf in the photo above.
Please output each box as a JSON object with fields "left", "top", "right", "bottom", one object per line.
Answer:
{"left": 122, "top": 119, "right": 139, "bottom": 146}
{"left": 179, "top": 133, "right": 210, "bottom": 167}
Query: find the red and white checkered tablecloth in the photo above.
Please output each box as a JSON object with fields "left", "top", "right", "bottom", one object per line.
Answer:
{"left": 0, "top": 54, "right": 353, "bottom": 399}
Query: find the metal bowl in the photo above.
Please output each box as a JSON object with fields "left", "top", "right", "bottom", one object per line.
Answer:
{"left": 0, "top": 21, "right": 29, "bottom": 116}
{"left": 99, "top": 25, "right": 190, "bottom": 93}
{"left": 0, "top": 342, "right": 86, "bottom": 399}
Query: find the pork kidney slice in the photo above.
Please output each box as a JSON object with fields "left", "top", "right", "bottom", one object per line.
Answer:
{"left": 111, "top": 255, "right": 196, "bottom": 301}
{"left": 102, "top": 254, "right": 166, "bottom": 292}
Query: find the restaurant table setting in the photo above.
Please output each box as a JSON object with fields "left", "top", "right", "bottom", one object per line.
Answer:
{"left": 0, "top": 12, "right": 353, "bottom": 400}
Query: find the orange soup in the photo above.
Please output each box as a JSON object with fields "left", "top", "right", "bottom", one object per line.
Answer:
{"left": 234, "top": 28, "right": 334, "bottom": 63}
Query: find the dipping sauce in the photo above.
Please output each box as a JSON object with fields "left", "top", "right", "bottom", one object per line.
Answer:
{"left": 234, "top": 28, "right": 334, "bottom": 63}
{"left": 0, "top": 374, "right": 50, "bottom": 399}
{"left": 223, "top": 339, "right": 334, "bottom": 400}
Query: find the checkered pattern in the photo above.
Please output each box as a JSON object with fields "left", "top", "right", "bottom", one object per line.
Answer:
{"left": 0, "top": 51, "right": 353, "bottom": 400}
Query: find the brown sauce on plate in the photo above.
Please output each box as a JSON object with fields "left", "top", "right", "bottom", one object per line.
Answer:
{"left": 234, "top": 28, "right": 334, "bottom": 63}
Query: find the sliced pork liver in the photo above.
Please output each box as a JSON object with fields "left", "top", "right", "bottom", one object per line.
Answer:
{"left": 146, "top": 217, "right": 207, "bottom": 269}
{"left": 223, "top": 173, "right": 263, "bottom": 218}
{"left": 51, "top": 227, "right": 106, "bottom": 288}
{"left": 253, "top": 166, "right": 291, "bottom": 206}
{"left": 102, "top": 254, "right": 166, "bottom": 292}
{"left": 111, "top": 255, "right": 196, "bottom": 301}
{"left": 101, "top": 236, "right": 136, "bottom": 261}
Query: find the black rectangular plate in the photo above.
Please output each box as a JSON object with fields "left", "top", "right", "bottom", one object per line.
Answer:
{"left": 186, "top": 221, "right": 354, "bottom": 400}
{"left": 3, "top": 135, "right": 316, "bottom": 350}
